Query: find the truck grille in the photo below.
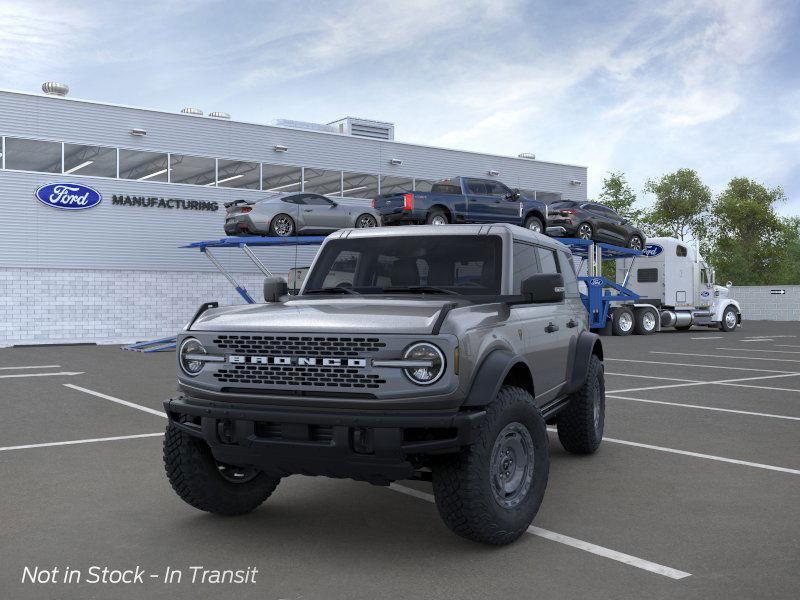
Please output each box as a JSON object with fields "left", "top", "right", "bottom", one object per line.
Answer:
{"left": 213, "top": 365, "right": 386, "bottom": 389}
{"left": 212, "top": 335, "right": 386, "bottom": 357}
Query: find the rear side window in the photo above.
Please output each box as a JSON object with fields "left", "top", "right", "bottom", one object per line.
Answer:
{"left": 430, "top": 184, "right": 461, "bottom": 194}
{"left": 557, "top": 251, "right": 580, "bottom": 298}
{"left": 513, "top": 242, "right": 541, "bottom": 293}
{"left": 536, "top": 247, "right": 561, "bottom": 275}
{"left": 638, "top": 268, "right": 658, "bottom": 282}
{"left": 281, "top": 195, "right": 304, "bottom": 204}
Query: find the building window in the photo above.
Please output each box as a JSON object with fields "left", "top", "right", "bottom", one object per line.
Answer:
{"left": 414, "top": 178, "right": 436, "bottom": 192}
{"left": 119, "top": 149, "right": 169, "bottom": 182}
{"left": 379, "top": 175, "right": 413, "bottom": 195}
{"left": 304, "top": 168, "right": 342, "bottom": 196}
{"left": 341, "top": 171, "right": 378, "bottom": 198}
{"left": 217, "top": 159, "right": 260, "bottom": 189}
{"left": 170, "top": 154, "right": 216, "bottom": 186}
{"left": 262, "top": 163, "right": 302, "bottom": 192}
{"left": 4, "top": 138, "right": 61, "bottom": 173}
{"left": 63, "top": 144, "right": 117, "bottom": 177}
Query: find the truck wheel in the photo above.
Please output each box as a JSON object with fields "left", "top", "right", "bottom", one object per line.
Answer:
{"left": 719, "top": 306, "right": 738, "bottom": 332}
{"left": 432, "top": 386, "right": 549, "bottom": 545}
{"left": 611, "top": 307, "right": 634, "bottom": 336}
{"left": 557, "top": 354, "right": 604, "bottom": 454}
{"left": 426, "top": 209, "right": 449, "bottom": 225}
{"left": 524, "top": 215, "right": 544, "bottom": 234}
{"left": 269, "top": 214, "right": 295, "bottom": 237}
{"left": 163, "top": 420, "right": 280, "bottom": 516}
{"left": 633, "top": 308, "right": 657, "bottom": 335}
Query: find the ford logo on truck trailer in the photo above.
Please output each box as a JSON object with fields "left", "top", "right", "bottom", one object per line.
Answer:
{"left": 641, "top": 244, "right": 663, "bottom": 257}
{"left": 35, "top": 183, "right": 102, "bottom": 210}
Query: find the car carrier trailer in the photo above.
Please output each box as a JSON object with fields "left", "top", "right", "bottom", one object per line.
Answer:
{"left": 560, "top": 236, "right": 742, "bottom": 335}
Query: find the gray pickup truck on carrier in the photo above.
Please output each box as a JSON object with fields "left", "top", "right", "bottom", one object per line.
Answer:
{"left": 163, "top": 224, "right": 605, "bottom": 545}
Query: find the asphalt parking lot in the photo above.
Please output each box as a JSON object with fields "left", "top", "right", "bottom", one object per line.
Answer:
{"left": 2, "top": 321, "right": 799, "bottom": 600}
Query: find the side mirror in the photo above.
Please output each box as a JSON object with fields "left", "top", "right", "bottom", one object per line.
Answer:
{"left": 329, "top": 201, "right": 338, "bottom": 208}
{"left": 521, "top": 273, "right": 565, "bottom": 303}
{"left": 263, "top": 276, "right": 288, "bottom": 302}
{"left": 726, "top": 281, "right": 732, "bottom": 288}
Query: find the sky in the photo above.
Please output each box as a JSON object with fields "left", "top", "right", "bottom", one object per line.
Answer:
{"left": 1, "top": 0, "right": 799, "bottom": 214}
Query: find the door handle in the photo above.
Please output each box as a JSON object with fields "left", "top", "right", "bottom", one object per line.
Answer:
{"left": 545, "top": 322, "right": 559, "bottom": 333}
{"left": 303, "top": 209, "right": 313, "bottom": 212}
{"left": 567, "top": 319, "right": 578, "bottom": 328}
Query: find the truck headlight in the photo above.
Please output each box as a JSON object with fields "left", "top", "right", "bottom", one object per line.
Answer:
{"left": 403, "top": 342, "right": 445, "bottom": 385}
{"left": 179, "top": 337, "right": 207, "bottom": 376}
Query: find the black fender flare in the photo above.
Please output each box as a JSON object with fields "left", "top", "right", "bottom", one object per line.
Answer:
{"left": 523, "top": 209, "right": 546, "bottom": 227}
{"left": 564, "top": 331, "right": 603, "bottom": 394}
{"left": 463, "top": 349, "right": 527, "bottom": 407}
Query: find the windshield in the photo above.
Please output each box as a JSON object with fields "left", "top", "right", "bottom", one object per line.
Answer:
{"left": 303, "top": 235, "right": 503, "bottom": 296}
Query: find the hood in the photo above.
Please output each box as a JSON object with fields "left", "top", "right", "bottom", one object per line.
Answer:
{"left": 190, "top": 297, "right": 456, "bottom": 334}
{"left": 714, "top": 284, "right": 730, "bottom": 298}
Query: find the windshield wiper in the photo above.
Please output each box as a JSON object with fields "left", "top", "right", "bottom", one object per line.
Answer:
{"left": 304, "top": 287, "right": 360, "bottom": 295}
{"left": 381, "top": 286, "right": 458, "bottom": 295}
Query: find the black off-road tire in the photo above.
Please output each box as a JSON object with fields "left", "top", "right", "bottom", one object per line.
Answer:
{"left": 431, "top": 386, "right": 549, "bottom": 545}
{"left": 426, "top": 208, "right": 449, "bottom": 225}
{"left": 163, "top": 421, "right": 280, "bottom": 515}
{"left": 557, "top": 354, "right": 605, "bottom": 454}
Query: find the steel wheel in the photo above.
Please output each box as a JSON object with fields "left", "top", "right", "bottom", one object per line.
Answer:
{"left": 490, "top": 422, "right": 535, "bottom": 509}
{"left": 355, "top": 214, "right": 378, "bottom": 228}
{"left": 577, "top": 223, "right": 593, "bottom": 240}
{"left": 270, "top": 214, "right": 294, "bottom": 237}
{"left": 430, "top": 214, "right": 448, "bottom": 226}
{"left": 525, "top": 217, "right": 543, "bottom": 233}
{"left": 617, "top": 310, "right": 633, "bottom": 333}
{"left": 216, "top": 462, "right": 260, "bottom": 484}
{"left": 642, "top": 311, "right": 656, "bottom": 331}
{"left": 628, "top": 236, "right": 643, "bottom": 251}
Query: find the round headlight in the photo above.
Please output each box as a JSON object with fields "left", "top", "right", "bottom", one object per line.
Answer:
{"left": 179, "top": 337, "right": 207, "bottom": 376}
{"left": 403, "top": 342, "right": 445, "bottom": 385}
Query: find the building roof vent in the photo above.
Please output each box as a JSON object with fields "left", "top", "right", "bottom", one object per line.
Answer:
{"left": 209, "top": 111, "right": 230, "bottom": 119}
{"left": 42, "top": 82, "right": 69, "bottom": 97}
{"left": 518, "top": 152, "right": 536, "bottom": 160}
{"left": 328, "top": 117, "right": 395, "bottom": 141}
{"left": 180, "top": 107, "right": 203, "bottom": 116}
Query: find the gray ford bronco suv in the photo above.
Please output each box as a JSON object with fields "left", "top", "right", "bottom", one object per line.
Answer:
{"left": 163, "top": 224, "right": 605, "bottom": 545}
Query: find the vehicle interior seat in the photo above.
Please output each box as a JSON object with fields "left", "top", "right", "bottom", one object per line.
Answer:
{"left": 390, "top": 258, "right": 420, "bottom": 287}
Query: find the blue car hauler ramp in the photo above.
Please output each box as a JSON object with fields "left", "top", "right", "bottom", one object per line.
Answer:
{"left": 124, "top": 235, "right": 326, "bottom": 352}
{"left": 555, "top": 238, "right": 642, "bottom": 330}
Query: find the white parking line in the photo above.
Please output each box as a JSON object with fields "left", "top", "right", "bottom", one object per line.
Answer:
{"left": 607, "top": 395, "right": 800, "bottom": 421}
{"left": 740, "top": 339, "right": 773, "bottom": 343}
{"left": 599, "top": 435, "right": 800, "bottom": 476}
{"left": 388, "top": 484, "right": 691, "bottom": 580}
{"left": 0, "top": 365, "right": 61, "bottom": 370}
{"left": 650, "top": 351, "right": 800, "bottom": 364}
{"left": 606, "top": 358, "right": 797, "bottom": 374}
{"left": 606, "top": 372, "right": 701, "bottom": 383}
{"left": 607, "top": 372, "right": 800, "bottom": 394}
{"left": 0, "top": 433, "right": 164, "bottom": 453}
{"left": 690, "top": 336, "right": 723, "bottom": 340}
{"left": 716, "top": 348, "right": 800, "bottom": 354}
{"left": 64, "top": 384, "right": 167, "bottom": 418}
{"left": 776, "top": 345, "right": 800, "bottom": 349}
{"left": 0, "top": 371, "right": 84, "bottom": 379}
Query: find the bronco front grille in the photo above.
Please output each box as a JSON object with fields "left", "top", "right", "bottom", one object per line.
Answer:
{"left": 213, "top": 364, "right": 387, "bottom": 389}
{"left": 212, "top": 335, "right": 386, "bottom": 357}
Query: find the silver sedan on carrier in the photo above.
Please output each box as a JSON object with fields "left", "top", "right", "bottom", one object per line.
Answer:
{"left": 224, "top": 192, "right": 382, "bottom": 237}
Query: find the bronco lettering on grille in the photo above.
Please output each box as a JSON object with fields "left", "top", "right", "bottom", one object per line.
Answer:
{"left": 228, "top": 355, "right": 368, "bottom": 368}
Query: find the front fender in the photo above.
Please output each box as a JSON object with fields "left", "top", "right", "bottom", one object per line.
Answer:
{"left": 713, "top": 299, "right": 741, "bottom": 322}
{"left": 565, "top": 331, "right": 603, "bottom": 394}
{"left": 462, "top": 349, "right": 525, "bottom": 407}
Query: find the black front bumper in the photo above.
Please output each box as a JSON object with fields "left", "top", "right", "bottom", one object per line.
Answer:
{"left": 164, "top": 396, "right": 485, "bottom": 485}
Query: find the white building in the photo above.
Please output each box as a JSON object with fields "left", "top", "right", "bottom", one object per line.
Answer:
{"left": 0, "top": 85, "right": 587, "bottom": 346}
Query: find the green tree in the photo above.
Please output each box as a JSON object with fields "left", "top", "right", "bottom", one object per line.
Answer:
{"left": 642, "top": 169, "right": 711, "bottom": 241}
{"left": 598, "top": 171, "right": 642, "bottom": 226}
{"left": 705, "top": 177, "right": 791, "bottom": 285}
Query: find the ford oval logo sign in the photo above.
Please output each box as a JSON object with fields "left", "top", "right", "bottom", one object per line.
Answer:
{"left": 641, "top": 244, "right": 663, "bottom": 257}
{"left": 35, "top": 183, "right": 102, "bottom": 210}
{"left": 700, "top": 290, "right": 710, "bottom": 297}
{"left": 589, "top": 278, "right": 603, "bottom": 286}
